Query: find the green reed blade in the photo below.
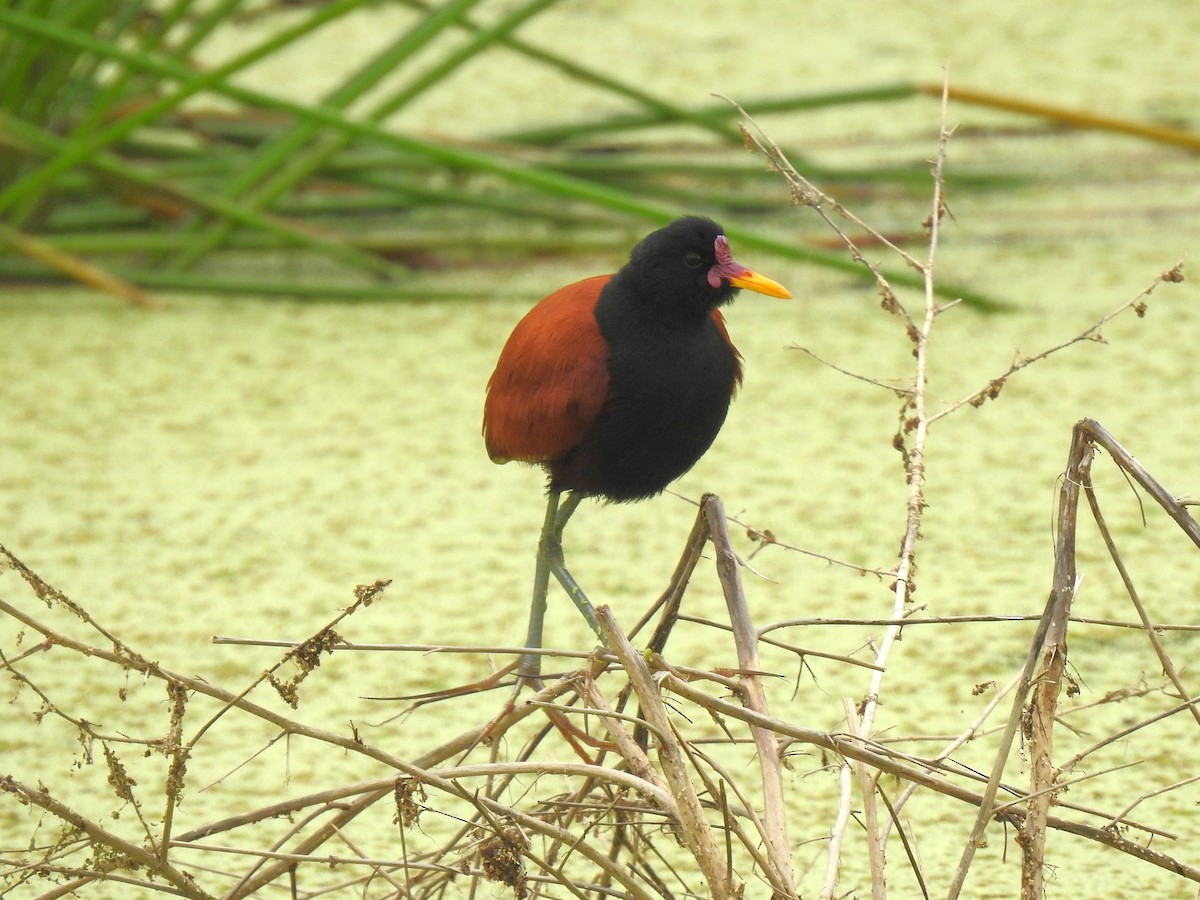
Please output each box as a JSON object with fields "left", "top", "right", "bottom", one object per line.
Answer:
{"left": 0, "top": 110, "right": 408, "bottom": 280}
{"left": 166, "top": 0, "right": 491, "bottom": 269}
{"left": 0, "top": 0, "right": 379, "bottom": 216}
{"left": 0, "top": 7, "right": 997, "bottom": 307}
{"left": 500, "top": 84, "right": 922, "bottom": 145}
{"left": 398, "top": 0, "right": 746, "bottom": 145}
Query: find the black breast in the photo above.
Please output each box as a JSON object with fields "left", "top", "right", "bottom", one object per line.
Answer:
{"left": 548, "top": 295, "right": 739, "bottom": 502}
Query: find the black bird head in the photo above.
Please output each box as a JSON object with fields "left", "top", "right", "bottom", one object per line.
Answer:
{"left": 617, "top": 216, "right": 791, "bottom": 318}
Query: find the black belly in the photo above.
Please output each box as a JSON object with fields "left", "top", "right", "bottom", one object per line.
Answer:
{"left": 549, "top": 320, "right": 738, "bottom": 502}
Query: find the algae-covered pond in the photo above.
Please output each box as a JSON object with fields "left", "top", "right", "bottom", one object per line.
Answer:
{"left": 3, "top": 3, "right": 1200, "bottom": 897}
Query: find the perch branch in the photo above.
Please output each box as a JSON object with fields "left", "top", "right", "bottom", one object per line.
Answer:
{"left": 703, "top": 494, "right": 796, "bottom": 894}
{"left": 596, "top": 605, "right": 739, "bottom": 899}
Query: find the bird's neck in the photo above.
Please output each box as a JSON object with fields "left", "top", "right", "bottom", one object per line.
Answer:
{"left": 597, "top": 272, "right": 723, "bottom": 336}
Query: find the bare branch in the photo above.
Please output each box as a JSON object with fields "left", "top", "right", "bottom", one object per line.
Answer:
{"left": 930, "top": 263, "right": 1185, "bottom": 424}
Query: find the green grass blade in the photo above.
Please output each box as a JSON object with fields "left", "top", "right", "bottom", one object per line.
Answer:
{"left": 500, "top": 84, "right": 921, "bottom": 145}
{"left": 0, "top": 260, "right": 482, "bottom": 301}
{"left": 371, "top": 0, "right": 565, "bottom": 120}
{"left": 399, "top": 0, "right": 746, "bottom": 145}
{"left": 167, "top": 0, "right": 491, "bottom": 269}
{"left": 67, "top": 0, "right": 187, "bottom": 138}
{"left": 0, "top": 0, "right": 379, "bottom": 215}
{"left": 184, "top": 0, "right": 573, "bottom": 257}
{"left": 168, "top": 0, "right": 243, "bottom": 59}
{"left": 0, "top": 8, "right": 997, "bottom": 307}
{"left": 0, "top": 110, "right": 409, "bottom": 279}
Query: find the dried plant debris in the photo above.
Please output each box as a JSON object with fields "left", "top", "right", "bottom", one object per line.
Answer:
{"left": 477, "top": 821, "right": 529, "bottom": 897}
{"left": 394, "top": 779, "right": 426, "bottom": 829}
{"left": 267, "top": 627, "right": 342, "bottom": 708}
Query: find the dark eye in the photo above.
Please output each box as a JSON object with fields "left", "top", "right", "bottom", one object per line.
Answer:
{"left": 683, "top": 252, "right": 704, "bottom": 269}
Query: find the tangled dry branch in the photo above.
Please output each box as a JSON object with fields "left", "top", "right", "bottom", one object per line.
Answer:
{"left": 3, "top": 72, "right": 1197, "bottom": 900}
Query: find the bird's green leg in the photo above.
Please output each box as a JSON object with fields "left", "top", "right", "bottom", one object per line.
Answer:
{"left": 518, "top": 490, "right": 601, "bottom": 681}
{"left": 518, "top": 490, "right": 560, "bottom": 680}
{"left": 543, "top": 491, "right": 602, "bottom": 639}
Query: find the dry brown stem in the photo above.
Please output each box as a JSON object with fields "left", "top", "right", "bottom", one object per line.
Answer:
{"left": 597, "top": 605, "right": 739, "bottom": 899}
{"left": 1018, "top": 423, "right": 1089, "bottom": 897}
{"left": 704, "top": 494, "right": 796, "bottom": 894}
{"left": 6, "top": 424, "right": 1200, "bottom": 898}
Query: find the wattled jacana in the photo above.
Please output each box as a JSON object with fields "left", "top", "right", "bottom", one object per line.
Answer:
{"left": 484, "top": 216, "right": 791, "bottom": 678}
